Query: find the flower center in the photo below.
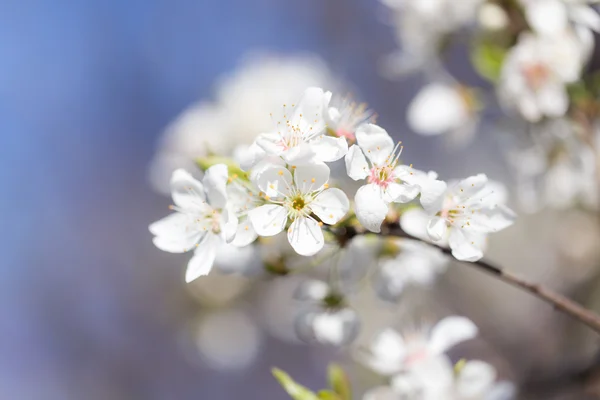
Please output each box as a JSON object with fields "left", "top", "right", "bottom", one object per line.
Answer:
{"left": 285, "top": 193, "right": 312, "bottom": 219}
{"left": 522, "top": 63, "right": 549, "bottom": 90}
{"left": 368, "top": 165, "right": 395, "bottom": 188}
{"left": 291, "top": 196, "right": 306, "bottom": 210}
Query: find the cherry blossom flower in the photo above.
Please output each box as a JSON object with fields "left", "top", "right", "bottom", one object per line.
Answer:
{"left": 423, "top": 175, "right": 515, "bottom": 262}
{"left": 346, "top": 124, "right": 446, "bottom": 232}
{"left": 248, "top": 162, "right": 349, "bottom": 256}
{"left": 358, "top": 316, "right": 478, "bottom": 376}
{"left": 149, "top": 166, "right": 239, "bottom": 282}
{"left": 253, "top": 87, "right": 349, "bottom": 165}
{"left": 520, "top": 0, "right": 600, "bottom": 37}
{"left": 326, "top": 97, "right": 376, "bottom": 143}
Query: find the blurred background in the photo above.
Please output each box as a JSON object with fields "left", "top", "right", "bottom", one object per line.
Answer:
{"left": 3, "top": 0, "right": 600, "bottom": 399}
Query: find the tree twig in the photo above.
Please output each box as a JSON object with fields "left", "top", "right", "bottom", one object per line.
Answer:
{"left": 338, "top": 223, "right": 600, "bottom": 335}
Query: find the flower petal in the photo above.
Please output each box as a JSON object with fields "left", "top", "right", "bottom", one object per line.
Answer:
{"left": 312, "top": 135, "right": 349, "bottom": 162}
{"left": 186, "top": 234, "right": 218, "bottom": 282}
{"left": 171, "top": 169, "right": 206, "bottom": 209}
{"left": 428, "top": 316, "right": 478, "bottom": 355}
{"left": 385, "top": 182, "right": 420, "bottom": 203}
{"left": 294, "top": 162, "right": 330, "bottom": 193}
{"left": 292, "top": 87, "right": 329, "bottom": 136}
{"left": 345, "top": 144, "right": 369, "bottom": 180}
{"left": 367, "top": 329, "right": 407, "bottom": 375}
{"left": 255, "top": 166, "right": 293, "bottom": 199}
{"left": 220, "top": 206, "right": 238, "bottom": 243}
{"left": 427, "top": 216, "right": 448, "bottom": 242}
{"left": 456, "top": 360, "right": 497, "bottom": 398}
{"left": 203, "top": 164, "right": 229, "bottom": 209}
{"left": 231, "top": 218, "right": 258, "bottom": 247}
{"left": 293, "top": 279, "right": 329, "bottom": 301}
{"left": 248, "top": 204, "right": 287, "bottom": 237}
{"left": 150, "top": 213, "right": 204, "bottom": 253}
{"left": 311, "top": 188, "right": 349, "bottom": 225}
{"left": 256, "top": 132, "right": 284, "bottom": 156}
{"left": 355, "top": 184, "right": 388, "bottom": 233}
{"left": 448, "top": 228, "right": 485, "bottom": 262}
{"left": 356, "top": 124, "right": 395, "bottom": 166}
{"left": 287, "top": 217, "right": 324, "bottom": 256}
{"left": 407, "top": 83, "right": 468, "bottom": 135}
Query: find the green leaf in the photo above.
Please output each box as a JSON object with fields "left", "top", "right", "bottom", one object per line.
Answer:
{"left": 327, "top": 364, "right": 352, "bottom": 400}
{"left": 196, "top": 156, "right": 248, "bottom": 181}
{"left": 471, "top": 41, "right": 507, "bottom": 82}
{"left": 317, "top": 390, "right": 342, "bottom": 400}
{"left": 272, "top": 368, "right": 319, "bottom": 400}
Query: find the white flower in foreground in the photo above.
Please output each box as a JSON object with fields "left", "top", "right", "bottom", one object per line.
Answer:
{"left": 294, "top": 279, "right": 360, "bottom": 346}
{"left": 248, "top": 163, "right": 349, "bottom": 256}
{"left": 149, "top": 166, "right": 238, "bottom": 282}
{"left": 345, "top": 124, "right": 445, "bottom": 232}
{"left": 391, "top": 356, "right": 515, "bottom": 400}
{"left": 358, "top": 316, "right": 478, "bottom": 376}
{"left": 498, "top": 32, "right": 589, "bottom": 122}
{"left": 327, "top": 97, "right": 376, "bottom": 143}
{"left": 423, "top": 174, "right": 515, "bottom": 262}
{"left": 254, "top": 87, "right": 349, "bottom": 165}
{"left": 374, "top": 239, "right": 448, "bottom": 300}
{"left": 407, "top": 83, "right": 479, "bottom": 146}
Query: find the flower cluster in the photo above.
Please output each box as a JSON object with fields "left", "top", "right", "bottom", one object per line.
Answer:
{"left": 149, "top": 86, "right": 516, "bottom": 282}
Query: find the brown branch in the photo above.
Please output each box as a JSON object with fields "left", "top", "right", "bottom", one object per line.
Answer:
{"left": 337, "top": 223, "right": 600, "bottom": 335}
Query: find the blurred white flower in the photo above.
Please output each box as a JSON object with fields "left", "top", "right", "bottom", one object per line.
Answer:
{"left": 149, "top": 53, "right": 336, "bottom": 192}
{"left": 407, "top": 83, "right": 479, "bottom": 146}
{"left": 358, "top": 316, "right": 478, "bottom": 376}
{"left": 498, "top": 32, "right": 589, "bottom": 122}
{"left": 295, "top": 279, "right": 361, "bottom": 346}
{"left": 327, "top": 97, "right": 376, "bottom": 143}
{"left": 478, "top": 3, "right": 509, "bottom": 31}
{"left": 374, "top": 238, "right": 448, "bottom": 300}
{"left": 520, "top": 0, "right": 600, "bottom": 37}
{"left": 249, "top": 162, "right": 349, "bottom": 256}
{"left": 423, "top": 174, "right": 516, "bottom": 262}
{"left": 390, "top": 356, "right": 515, "bottom": 400}
{"left": 149, "top": 167, "right": 239, "bottom": 282}
{"left": 194, "top": 308, "right": 262, "bottom": 371}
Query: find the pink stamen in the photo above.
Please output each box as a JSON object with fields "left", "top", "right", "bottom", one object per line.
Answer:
{"left": 368, "top": 166, "right": 395, "bottom": 188}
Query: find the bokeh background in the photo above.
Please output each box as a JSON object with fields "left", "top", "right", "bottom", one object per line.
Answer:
{"left": 3, "top": 0, "right": 600, "bottom": 399}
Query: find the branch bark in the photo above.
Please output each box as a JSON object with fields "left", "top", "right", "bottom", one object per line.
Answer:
{"left": 338, "top": 222, "right": 600, "bottom": 335}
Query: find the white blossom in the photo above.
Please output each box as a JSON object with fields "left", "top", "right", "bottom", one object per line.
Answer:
{"left": 520, "top": 0, "right": 600, "bottom": 37}
{"left": 423, "top": 174, "right": 515, "bottom": 262}
{"left": 327, "top": 97, "right": 376, "bottom": 143}
{"left": 149, "top": 166, "right": 238, "bottom": 282}
{"left": 248, "top": 162, "right": 349, "bottom": 256}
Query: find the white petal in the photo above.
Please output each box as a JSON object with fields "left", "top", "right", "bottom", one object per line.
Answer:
{"left": 256, "top": 166, "right": 293, "bottom": 198}
{"left": 355, "top": 184, "right": 389, "bottom": 233}
{"left": 419, "top": 179, "right": 448, "bottom": 214}
{"left": 312, "top": 136, "right": 348, "bottom": 162}
{"left": 309, "top": 308, "right": 359, "bottom": 346}
{"left": 220, "top": 206, "right": 238, "bottom": 243}
{"left": 453, "top": 174, "right": 488, "bottom": 200}
{"left": 400, "top": 208, "right": 432, "bottom": 242}
{"left": 186, "top": 234, "right": 218, "bottom": 282}
{"left": 150, "top": 213, "right": 203, "bottom": 253}
{"left": 248, "top": 204, "right": 287, "bottom": 237}
{"left": 231, "top": 218, "right": 257, "bottom": 247}
{"left": 385, "top": 182, "right": 420, "bottom": 203}
{"left": 311, "top": 188, "right": 349, "bottom": 224}
{"left": 170, "top": 169, "right": 206, "bottom": 209}
{"left": 294, "top": 162, "right": 330, "bottom": 193}
{"left": 287, "top": 217, "right": 324, "bottom": 256}
{"left": 294, "top": 279, "right": 330, "bottom": 301}
{"left": 469, "top": 204, "right": 516, "bottom": 233}
{"left": 407, "top": 83, "right": 468, "bottom": 135}
{"left": 256, "top": 132, "right": 284, "bottom": 156}
{"left": 362, "top": 386, "right": 399, "bottom": 400}
{"left": 537, "top": 82, "right": 569, "bottom": 119}
{"left": 367, "top": 329, "right": 407, "bottom": 375}
{"left": 282, "top": 142, "right": 317, "bottom": 165}
{"left": 237, "top": 142, "right": 266, "bottom": 172}
{"left": 427, "top": 216, "right": 448, "bottom": 242}
{"left": 428, "top": 316, "right": 478, "bottom": 355}
{"left": 292, "top": 87, "right": 329, "bottom": 136}
{"left": 203, "top": 164, "right": 229, "bottom": 209}
{"left": 456, "top": 360, "right": 497, "bottom": 398}
{"left": 448, "top": 228, "right": 485, "bottom": 262}
{"left": 356, "top": 124, "right": 395, "bottom": 166}
{"left": 525, "top": 0, "right": 568, "bottom": 36}
{"left": 345, "top": 144, "right": 369, "bottom": 180}
{"left": 570, "top": 5, "right": 600, "bottom": 32}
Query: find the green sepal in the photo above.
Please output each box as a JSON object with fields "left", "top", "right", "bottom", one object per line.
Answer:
{"left": 196, "top": 156, "right": 248, "bottom": 181}
{"left": 327, "top": 364, "right": 352, "bottom": 400}
{"left": 272, "top": 368, "right": 319, "bottom": 400}
{"left": 317, "top": 390, "right": 342, "bottom": 400}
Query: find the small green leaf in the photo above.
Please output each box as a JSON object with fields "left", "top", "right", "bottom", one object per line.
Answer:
{"left": 471, "top": 41, "right": 507, "bottom": 82}
{"left": 327, "top": 364, "right": 352, "bottom": 400}
{"left": 272, "top": 368, "right": 319, "bottom": 400}
{"left": 196, "top": 156, "right": 248, "bottom": 181}
{"left": 317, "top": 390, "right": 342, "bottom": 400}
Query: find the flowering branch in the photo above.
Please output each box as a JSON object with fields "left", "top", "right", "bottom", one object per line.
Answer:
{"left": 337, "top": 222, "right": 600, "bottom": 335}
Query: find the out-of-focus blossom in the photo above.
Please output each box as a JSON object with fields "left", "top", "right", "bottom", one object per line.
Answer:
{"left": 407, "top": 83, "right": 480, "bottom": 146}
{"left": 380, "top": 0, "right": 485, "bottom": 74}
{"left": 193, "top": 308, "right": 262, "bottom": 371}
{"left": 357, "top": 316, "right": 478, "bottom": 376}
{"left": 249, "top": 162, "right": 349, "bottom": 256}
{"left": 149, "top": 167, "right": 239, "bottom": 282}
{"left": 149, "top": 54, "right": 336, "bottom": 193}
{"left": 520, "top": 0, "right": 600, "bottom": 37}
{"left": 373, "top": 238, "right": 448, "bottom": 300}
{"left": 345, "top": 124, "right": 441, "bottom": 232}
{"left": 478, "top": 3, "right": 510, "bottom": 31}
{"left": 498, "top": 32, "right": 589, "bottom": 122}
{"left": 294, "top": 279, "right": 361, "bottom": 346}
{"left": 424, "top": 174, "right": 515, "bottom": 261}
{"left": 327, "top": 96, "right": 376, "bottom": 143}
